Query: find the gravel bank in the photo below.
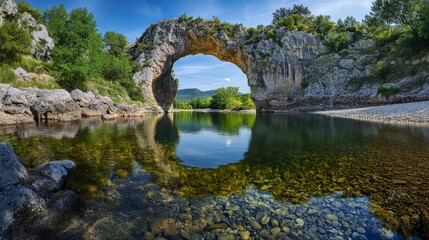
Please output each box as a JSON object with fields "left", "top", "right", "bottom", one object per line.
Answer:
{"left": 315, "top": 101, "right": 429, "bottom": 124}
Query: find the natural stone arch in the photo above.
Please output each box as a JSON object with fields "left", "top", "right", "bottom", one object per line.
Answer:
{"left": 131, "top": 18, "right": 325, "bottom": 112}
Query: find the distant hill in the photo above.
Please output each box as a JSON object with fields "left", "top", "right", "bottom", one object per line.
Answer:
{"left": 175, "top": 88, "right": 216, "bottom": 101}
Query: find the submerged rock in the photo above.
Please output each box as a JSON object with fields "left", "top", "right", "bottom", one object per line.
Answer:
{"left": 0, "top": 144, "right": 83, "bottom": 239}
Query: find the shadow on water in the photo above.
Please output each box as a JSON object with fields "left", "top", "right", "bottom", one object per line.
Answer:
{"left": 0, "top": 113, "right": 428, "bottom": 239}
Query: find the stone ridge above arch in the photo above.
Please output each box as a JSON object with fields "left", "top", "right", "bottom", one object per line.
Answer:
{"left": 131, "top": 17, "right": 326, "bottom": 112}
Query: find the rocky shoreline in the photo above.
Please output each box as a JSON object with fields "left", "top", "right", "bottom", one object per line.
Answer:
{"left": 315, "top": 101, "right": 429, "bottom": 124}
{"left": 0, "top": 144, "right": 82, "bottom": 239}
{"left": 0, "top": 84, "right": 155, "bottom": 126}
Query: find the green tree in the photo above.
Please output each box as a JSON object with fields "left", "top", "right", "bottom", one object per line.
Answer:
{"left": 313, "top": 15, "right": 335, "bottom": 36}
{"left": 0, "top": 20, "right": 32, "bottom": 62}
{"left": 337, "top": 16, "right": 362, "bottom": 32}
{"left": 45, "top": 5, "right": 104, "bottom": 90}
{"left": 190, "top": 97, "right": 212, "bottom": 109}
{"left": 289, "top": 4, "right": 311, "bottom": 16}
{"left": 417, "top": 5, "right": 429, "bottom": 40}
{"left": 272, "top": 7, "right": 289, "bottom": 24}
{"left": 104, "top": 31, "right": 128, "bottom": 57}
{"left": 272, "top": 5, "right": 311, "bottom": 25}
{"left": 102, "top": 55, "right": 133, "bottom": 82}
{"left": 366, "top": 0, "right": 424, "bottom": 34}
{"left": 211, "top": 87, "right": 240, "bottom": 109}
{"left": 173, "top": 99, "right": 192, "bottom": 109}
{"left": 324, "top": 32, "right": 349, "bottom": 51}
{"left": 240, "top": 94, "right": 255, "bottom": 110}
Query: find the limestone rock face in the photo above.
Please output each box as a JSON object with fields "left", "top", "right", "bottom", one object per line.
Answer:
{"left": 18, "top": 12, "right": 55, "bottom": 61}
{"left": 133, "top": 19, "right": 429, "bottom": 112}
{"left": 0, "top": 0, "right": 54, "bottom": 60}
{"left": 132, "top": 19, "right": 326, "bottom": 112}
{"left": 0, "top": 0, "right": 17, "bottom": 26}
{"left": 290, "top": 39, "right": 429, "bottom": 111}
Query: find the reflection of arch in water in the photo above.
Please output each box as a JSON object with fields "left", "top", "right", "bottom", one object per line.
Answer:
{"left": 143, "top": 113, "right": 429, "bottom": 238}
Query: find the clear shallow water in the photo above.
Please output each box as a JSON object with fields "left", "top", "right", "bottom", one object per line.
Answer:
{"left": 0, "top": 112, "right": 428, "bottom": 239}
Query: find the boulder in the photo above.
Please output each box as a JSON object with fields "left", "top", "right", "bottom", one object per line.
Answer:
{"left": 0, "top": 144, "right": 82, "bottom": 238}
{"left": 32, "top": 89, "right": 82, "bottom": 122}
{"left": 0, "top": 144, "right": 28, "bottom": 189}
{"left": 0, "top": 84, "right": 34, "bottom": 125}
{"left": 14, "top": 67, "right": 30, "bottom": 81}
{"left": 34, "top": 160, "right": 76, "bottom": 186}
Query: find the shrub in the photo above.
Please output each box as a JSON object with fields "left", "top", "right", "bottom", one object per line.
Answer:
{"left": 17, "top": 2, "right": 44, "bottom": 23}
{"left": 265, "top": 29, "right": 276, "bottom": 39}
{"left": 377, "top": 83, "right": 400, "bottom": 95}
{"left": 323, "top": 32, "right": 348, "bottom": 51}
{"left": 174, "top": 100, "right": 192, "bottom": 109}
{"left": 178, "top": 13, "right": 189, "bottom": 23}
{"left": 0, "top": 20, "right": 32, "bottom": 63}
{"left": 372, "top": 60, "right": 390, "bottom": 81}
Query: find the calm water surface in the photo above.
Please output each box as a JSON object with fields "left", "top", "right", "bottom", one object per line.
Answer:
{"left": 1, "top": 112, "right": 428, "bottom": 239}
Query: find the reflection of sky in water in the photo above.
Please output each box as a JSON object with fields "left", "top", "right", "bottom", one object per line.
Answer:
{"left": 176, "top": 127, "right": 251, "bottom": 168}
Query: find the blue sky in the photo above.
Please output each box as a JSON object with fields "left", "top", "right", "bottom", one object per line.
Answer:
{"left": 22, "top": 0, "right": 373, "bottom": 92}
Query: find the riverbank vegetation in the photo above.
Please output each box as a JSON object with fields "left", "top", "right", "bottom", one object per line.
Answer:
{"left": 269, "top": 1, "right": 429, "bottom": 53}
{"left": 173, "top": 86, "right": 255, "bottom": 110}
{"left": 0, "top": 2, "right": 143, "bottom": 103}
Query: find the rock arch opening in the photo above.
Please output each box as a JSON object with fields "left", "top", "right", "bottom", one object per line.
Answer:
{"left": 173, "top": 54, "right": 250, "bottom": 100}
{"left": 131, "top": 19, "right": 324, "bottom": 112}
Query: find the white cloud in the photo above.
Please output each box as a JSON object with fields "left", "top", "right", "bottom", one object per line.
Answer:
{"left": 174, "top": 62, "right": 229, "bottom": 75}
{"left": 137, "top": 0, "right": 162, "bottom": 18}
{"left": 224, "top": 78, "right": 231, "bottom": 82}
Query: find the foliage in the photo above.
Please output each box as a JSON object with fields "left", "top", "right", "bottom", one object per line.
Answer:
{"left": 190, "top": 97, "right": 212, "bottom": 109}
{"left": 102, "top": 55, "right": 133, "bottom": 82}
{"left": 336, "top": 17, "right": 362, "bottom": 32}
{"left": 104, "top": 31, "right": 128, "bottom": 57}
{"left": 211, "top": 87, "right": 240, "bottom": 109}
{"left": 272, "top": 4, "right": 311, "bottom": 24}
{"left": 178, "top": 13, "right": 192, "bottom": 22}
{"left": 210, "top": 87, "right": 255, "bottom": 110}
{"left": 367, "top": 0, "right": 424, "bottom": 34}
{"left": 377, "top": 83, "right": 400, "bottom": 95}
{"left": 45, "top": 5, "right": 104, "bottom": 91}
{"left": 418, "top": 5, "right": 429, "bottom": 40}
{"left": 0, "top": 20, "right": 32, "bottom": 63}
{"left": 17, "top": 1, "right": 44, "bottom": 23}
{"left": 239, "top": 94, "right": 255, "bottom": 110}
{"left": 313, "top": 15, "right": 335, "bottom": 36}
{"left": 372, "top": 60, "right": 391, "bottom": 81}
{"left": 323, "top": 32, "right": 349, "bottom": 51}
{"left": 173, "top": 99, "right": 193, "bottom": 109}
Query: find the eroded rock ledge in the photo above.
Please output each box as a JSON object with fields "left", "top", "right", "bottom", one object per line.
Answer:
{"left": 0, "top": 144, "right": 82, "bottom": 239}
{"left": 0, "top": 84, "right": 150, "bottom": 126}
